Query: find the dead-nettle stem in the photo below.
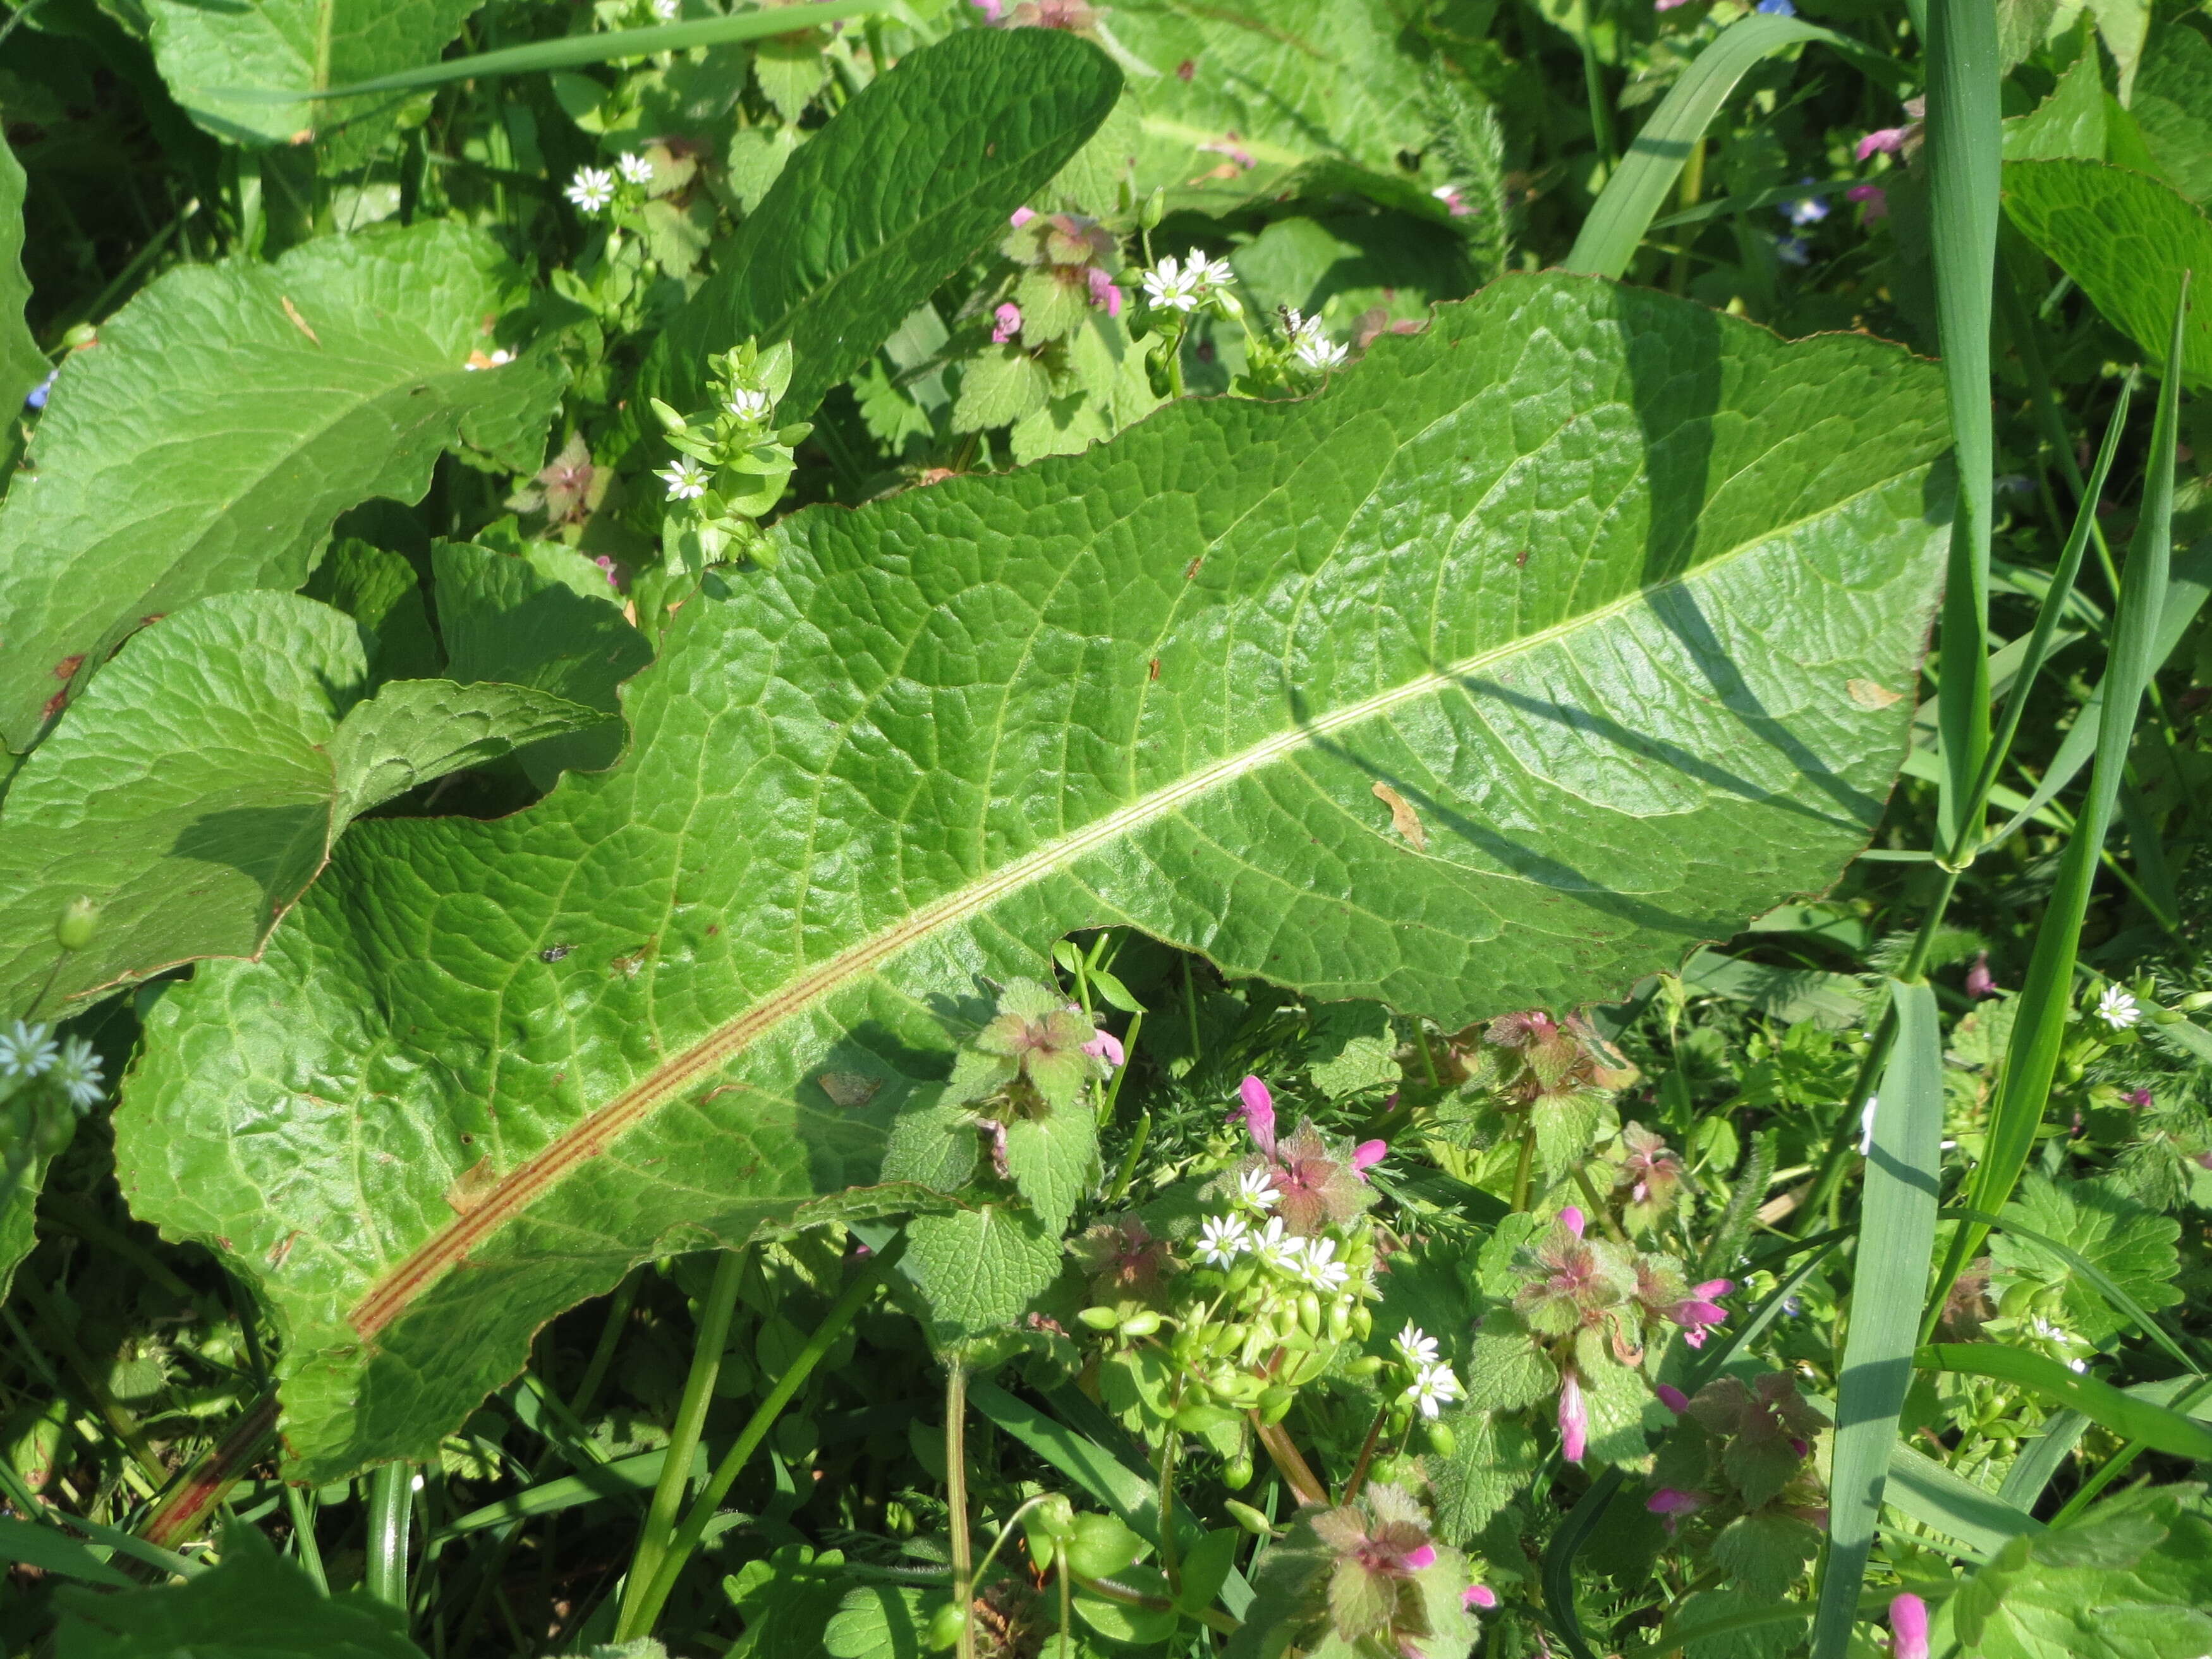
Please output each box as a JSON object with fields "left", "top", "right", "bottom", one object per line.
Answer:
{"left": 1510, "top": 1113, "right": 1538, "bottom": 1212}
{"left": 1570, "top": 1162, "right": 1629, "bottom": 1245}
{"left": 1340, "top": 1406, "right": 1390, "bottom": 1505}
{"left": 949, "top": 1362, "right": 976, "bottom": 1659}
{"left": 1252, "top": 1416, "right": 1327, "bottom": 1509}
{"left": 1155, "top": 1431, "right": 1180, "bottom": 1585}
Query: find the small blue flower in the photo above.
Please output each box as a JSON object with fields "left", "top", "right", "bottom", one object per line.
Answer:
{"left": 25, "top": 369, "right": 56, "bottom": 411}
{"left": 1776, "top": 234, "right": 1812, "bottom": 267}
{"left": 1780, "top": 179, "right": 1830, "bottom": 228}
{"left": 1756, "top": 0, "right": 1796, "bottom": 15}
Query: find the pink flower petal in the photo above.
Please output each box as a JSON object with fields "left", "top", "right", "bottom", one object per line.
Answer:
{"left": 1404, "top": 1543, "right": 1437, "bottom": 1571}
{"left": 1646, "top": 1487, "right": 1707, "bottom": 1516}
{"left": 1890, "top": 1593, "right": 1929, "bottom": 1659}
{"left": 1560, "top": 1205, "right": 1585, "bottom": 1238}
{"left": 1239, "top": 1075, "right": 1277, "bottom": 1157}
{"left": 1655, "top": 1384, "right": 1691, "bottom": 1414}
{"left": 1083, "top": 1028, "right": 1124, "bottom": 1067}
{"left": 1693, "top": 1280, "right": 1732, "bottom": 1300}
{"left": 1463, "top": 1584, "right": 1498, "bottom": 1611}
{"left": 1559, "top": 1370, "right": 1587, "bottom": 1464}
{"left": 1008, "top": 205, "right": 1035, "bottom": 226}
{"left": 992, "top": 301, "right": 1022, "bottom": 344}
{"left": 1352, "top": 1139, "right": 1387, "bottom": 1176}
{"left": 1085, "top": 264, "right": 1122, "bottom": 317}
{"left": 1856, "top": 127, "right": 1906, "bottom": 160}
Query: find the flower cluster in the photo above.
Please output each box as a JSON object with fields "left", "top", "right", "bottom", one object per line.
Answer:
{"left": 1138, "top": 248, "right": 1238, "bottom": 319}
{"left": 1246, "top": 1484, "right": 1487, "bottom": 1659}
{"left": 647, "top": 339, "right": 808, "bottom": 572}
{"left": 995, "top": 209, "right": 1124, "bottom": 346}
{"left": 1645, "top": 1371, "right": 1830, "bottom": 1560}
{"left": 562, "top": 150, "right": 660, "bottom": 217}
{"left": 1, "top": 1019, "right": 102, "bottom": 1112}
{"left": 1284, "top": 308, "right": 1348, "bottom": 374}
{"left": 1394, "top": 1322, "right": 1465, "bottom": 1419}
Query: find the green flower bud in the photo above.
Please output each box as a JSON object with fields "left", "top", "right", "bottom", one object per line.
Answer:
{"left": 1326, "top": 1302, "right": 1350, "bottom": 1343}
{"left": 1297, "top": 1291, "right": 1322, "bottom": 1337}
{"left": 648, "top": 397, "right": 688, "bottom": 432}
{"left": 1345, "top": 1354, "right": 1385, "bottom": 1379}
{"left": 1426, "top": 1419, "right": 1457, "bottom": 1457}
{"left": 1140, "top": 186, "right": 1166, "bottom": 229}
{"left": 1225, "top": 1498, "right": 1273, "bottom": 1534}
{"left": 1224, "top": 1455, "right": 1255, "bottom": 1491}
{"left": 1352, "top": 1304, "right": 1372, "bottom": 1340}
{"left": 926, "top": 1601, "right": 966, "bottom": 1651}
{"left": 1121, "top": 1309, "right": 1162, "bottom": 1338}
{"left": 55, "top": 897, "right": 99, "bottom": 953}
{"left": 1077, "top": 1306, "right": 1121, "bottom": 1331}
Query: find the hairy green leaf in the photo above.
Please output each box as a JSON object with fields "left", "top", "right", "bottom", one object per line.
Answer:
{"left": 0, "top": 133, "right": 42, "bottom": 428}
{"left": 1956, "top": 1485, "right": 2212, "bottom": 1659}
{"left": 630, "top": 27, "right": 1121, "bottom": 435}
{"left": 906, "top": 1205, "right": 1061, "bottom": 1341}
{"left": 0, "top": 221, "right": 564, "bottom": 754}
{"left": 54, "top": 1524, "right": 425, "bottom": 1657}
{"left": 118, "top": 275, "right": 1946, "bottom": 1478}
{"left": 2134, "top": 22, "right": 2212, "bottom": 202}
{"left": 1990, "top": 1175, "right": 2183, "bottom": 1349}
{"left": 0, "top": 593, "right": 597, "bottom": 1013}
{"left": 2003, "top": 159, "right": 2212, "bottom": 389}
{"left": 143, "top": 0, "right": 484, "bottom": 165}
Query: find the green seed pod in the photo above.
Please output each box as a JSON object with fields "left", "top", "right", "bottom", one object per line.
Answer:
{"left": 926, "top": 1601, "right": 966, "bottom": 1651}
{"left": 1225, "top": 1498, "right": 1273, "bottom": 1535}
{"left": 1258, "top": 1386, "right": 1295, "bottom": 1425}
{"left": 1345, "top": 1354, "right": 1385, "bottom": 1379}
{"left": 1121, "top": 1309, "right": 1163, "bottom": 1338}
{"left": 1297, "top": 1291, "right": 1322, "bottom": 1337}
{"left": 1224, "top": 1455, "right": 1256, "bottom": 1490}
{"left": 1210, "top": 1323, "right": 1243, "bottom": 1358}
{"left": 1141, "top": 185, "right": 1167, "bottom": 229}
{"left": 1352, "top": 1305, "right": 1373, "bottom": 1340}
{"left": 1426, "top": 1419, "right": 1457, "bottom": 1457}
{"left": 55, "top": 897, "right": 99, "bottom": 953}
{"left": 648, "top": 397, "right": 689, "bottom": 432}
{"left": 1326, "top": 1303, "right": 1351, "bottom": 1343}
{"left": 1077, "top": 1306, "right": 1121, "bottom": 1331}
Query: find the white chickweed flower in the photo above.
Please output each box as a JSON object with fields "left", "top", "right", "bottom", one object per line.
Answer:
{"left": 564, "top": 166, "right": 617, "bottom": 214}
{"left": 1288, "top": 308, "right": 1347, "bottom": 372}
{"left": 0, "top": 1019, "right": 58, "bottom": 1078}
{"left": 1293, "top": 1236, "right": 1351, "bottom": 1293}
{"left": 1405, "top": 1361, "right": 1464, "bottom": 1419}
{"left": 726, "top": 387, "right": 774, "bottom": 422}
{"left": 617, "top": 152, "right": 655, "bottom": 187}
{"left": 1395, "top": 1322, "right": 1440, "bottom": 1369}
{"left": 1253, "top": 1216, "right": 1301, "bottom": 1273}
{"left": 1141, "top": 254, "right": 1203, "bottom": 313}
{"left": 1197, "top": 1213, "right": 1250, "bottom": 1267}
{"left": 1192, "top": 250, "right": 1236, "bottom": 291}
{"left": 1233, "top": 1167, "right": 1279, "bottom": 1214}
{"left": 657, "top": 457, "right": 710, "bottom": 501}
{"left": 652, "top": 0, "right": 681, "bottom": 17}
{"left": 2096, "top": 984, "right": 2141, "bottom": 1031}
{"left": 51, "top": 1036, "right": 104, "bottom": 1112}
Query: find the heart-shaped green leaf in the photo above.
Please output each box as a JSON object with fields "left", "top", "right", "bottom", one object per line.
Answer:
{"left": 118, "top": 274, "right": 1946, "bottom": 1480}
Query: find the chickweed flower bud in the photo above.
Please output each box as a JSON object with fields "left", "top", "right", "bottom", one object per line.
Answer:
{"left": 56, "top": 896, "right": 99, "bottom": 952}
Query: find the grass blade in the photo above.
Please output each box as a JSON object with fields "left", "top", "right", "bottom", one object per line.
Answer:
{"left": 1883, "top": 1442, "right": 2041, "bottom": 1557}
{"left": 1919, "top": 1344, "right": 2212, "bottom": 1459}
{"left": 0, "top": 1515, "right": 135, "bottom": 1587}
{"left": 1925, "top": 0, "right": 2002, "bottom": 854}
{"left": 1564, "top": 15, "right": 1889, "bottom": 278}
{"left": 1930, "top": 274, "right": 2192, "bottom": 1317}
{"left": 221, "top": 3, "right": 877, "bottom": 103}
{"left": 1812, "top": 979, "right": 1943, "bottom": 1659}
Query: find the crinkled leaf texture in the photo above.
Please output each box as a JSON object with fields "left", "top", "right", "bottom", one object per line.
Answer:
{"left": 118, "top": 274, "right": 1947, "bottom": 1480}
{"left": 0, "top": 135, "right": 42, "bottom": 422}
{"left": 143, "top": 0, "right": 485, "bottom": 167}
{"left": 630, "top": 26, "right": 1121, "bottom": 435}
{"left": 0, "top": 592, "right": 601, "bottom": 1012}
{"left": 0, "top": 219, "right": 564, "bottom": 753}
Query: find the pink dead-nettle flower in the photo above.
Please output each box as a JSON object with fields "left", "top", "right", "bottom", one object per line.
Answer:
{"left": 1240, "top": 1074, "right": 1277, "bottom": 1155}
{"left": 1890, "top": 1593, "right": 1929, "bottom": 1659}
{"left": 1646, "top": 1487, "right": 1708, "bottom": 1516}
{"left": 1847, "top": 183, "right": 1890, "bottom": 221}
{"left": 1403, "top": 1544, "right": 1437, "bottom": 1571}
{"left": 1462, "top": 1584, "right": 1498, "bottom": 1611}
{"left": 1667, "top": 1279, "right": 1733, "bottom": 1348}
{"left": 1857, "top": 127, "right": 1907, "bottom": 160}
{"left": 1965, "top": 951, "right": 1996, "bottom": 997}
{"left": 1352, "top": 1139, "right": 1388, "bottom": 1177}
{"left": 992, "top": 302, "right": 1023, "bottom": 344}
{"left": 971, "top": 0, "right": 1005, "bottom": 18}
{"left": 1084, "top": 1026, "right": 1124, "bottom": 1067}
{"left": 1559, "top": 1368, "right": 1588, "bottom": 1463}
{"left": 1009, "top": 206, "right": 1036, "bottom": 227}
{"left": 1560, "top": 1205, "right": 1586, "bottom": 1237}
{"left": 1655, "top": 1383, "right": 1691, "bottom": 1414}
{"left": 1085, "top": 265, "right": 1122, "bottom": 317}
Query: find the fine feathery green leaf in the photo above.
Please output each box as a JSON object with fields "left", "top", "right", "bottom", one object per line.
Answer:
{"left": 0, "top": 133, "right": 42, "bottom": 423}
{"left": 1564, "top": 15, "right": 1888, "bottom": 279}
{"left": 1938, "top": 275, "right": 2189, "bottom": 1301}
{"left": 53, "top": 1524, "right": 427, "bottom": 1658}
{"left": 0, "top": 593, "right": 602, "bottom": 1014}
{"left": 628, "top": 27, "right": 1122, "bottom": 435}
{"left": 1812, "top": 978, "right": 1943, "bottom": 1659}
{"left": 0, "top": 219, "right": 566, "bottom": 755}
{"left": 143, "top": 0, "right": 484, "bottom": 164}
{"left": 116, "top": 274, "right": 1948, "bottom": 1480}
{"left": 1918, "top": 1344, "right": 2212, "bottom": 1460}
{"left": 2003, "top": 159, "right": 2212, "bottom": 390}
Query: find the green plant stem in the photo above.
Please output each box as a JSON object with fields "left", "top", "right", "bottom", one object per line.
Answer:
{"left": 13, "top": 1271, "right": 167, "bottom": 1485}
{"left": 950, "top": 1361, "right": 976, "bottom": 1659}
{"left": 571, "top": 1268, "right": 641, "bottom": 1421}
{"left": 366, "top": 1461, "right": 414, "bottom": 1611}
{"left": 621, "top": 1234, "right": 906, "bottom": 1638}
{"left": 1182, "top": 957, "right": 1201, "bottom": 1064}
{"left": 1155, "top": 1431, "right": 1179, "bottom": 1586}
{"left": 1251, "top": 1418, "right": 1327, "bottom": 1507}
{"left": 1924, "top": 276, "right": 2191, "bottom": 1337}
{"left": 1570, "top": 1162, "right": 1629, "bottom": 1244}
{"left": 1668, "top": 138, "right": 1706, "bottom": 295}
{"left": 1073, "top": 1571, "right": 1239, "bottom": 1636}
{"left": 1340, "top": 1406, "right": 1390, "bottom": 1504}
{"left": 617, "top": 1248, "right": 747, "bottom": 1634}
{"left": 1105, "top": 1110, "right": 1152, "bottom": 1207}
{"left": 1099, "top": 1009, "right": 1143, "bottom": 1126}
{"left": 1510, "top": 1113, "right": 1538, "bottom": 1212}
{"left": 1578, "top": 27, "right": 1616, "bottom": 173}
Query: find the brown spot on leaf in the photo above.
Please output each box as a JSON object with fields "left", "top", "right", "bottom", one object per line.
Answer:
{"left": 280, "top": 295, "right": 322, "bottom": 345}
{"left": 817, "top": 1071, "right": 882, "bottom": 1109}
{"left": 1371, "top": 782, "right": 1427, "bottom": 852}
{"left": 1846, "top": 679, "right": 1904, "bottom": 710}
{"left": 52, "top": 655, "right": 83, "bottom": 681}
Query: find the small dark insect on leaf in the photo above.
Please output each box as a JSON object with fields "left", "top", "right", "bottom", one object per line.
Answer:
{"left": 1149, "top": 659, "right": 1160, "bottom": 681}
{"left": 539, "top": 943, "right": 575, "bottom": 963}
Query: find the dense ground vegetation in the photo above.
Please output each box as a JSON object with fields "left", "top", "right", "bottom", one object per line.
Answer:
{"left": 0, "top": 0, "right": 2209, "bottom": 1655}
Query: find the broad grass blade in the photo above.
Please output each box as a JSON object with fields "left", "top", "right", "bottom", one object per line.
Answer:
{"left": 1884, "top": 1442, "right": 2042, "bottom": 1557}
{"left": 1919, "top": 1343, "right": 2212, "bottom": 1459}
{"left": 1564, "top": 15, "right": 1890, "bottom": 278}
{"left": 1935, "top": 276, "right": 2192, "bottom": 1308}
{"left": 1812, "top": 978, "right": 1942, "bottom": 1659}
